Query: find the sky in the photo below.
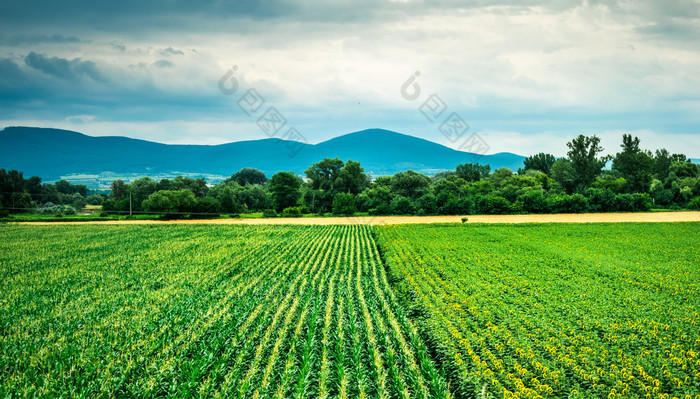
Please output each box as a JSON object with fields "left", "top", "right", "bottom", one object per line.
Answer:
{"left": 1, "top": 0, "right": 699, "bottom": 158}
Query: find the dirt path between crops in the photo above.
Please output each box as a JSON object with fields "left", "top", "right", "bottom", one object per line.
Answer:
{"left": 15, "top": 211, "right": 700, "bottom": 225}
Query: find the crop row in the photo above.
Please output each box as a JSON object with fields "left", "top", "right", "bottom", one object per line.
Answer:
{"left": 375, "top": 223, "right": 700, "bottom": 399}
{"left": 0, "top": 224, "right": 452, "bottom": 398}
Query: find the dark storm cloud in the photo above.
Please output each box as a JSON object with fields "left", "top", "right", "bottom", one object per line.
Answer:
{"left": 24, "top": 52, "right": 108, "bottom": 83}
{"left": 0, "top": 58, "right": 24, "bottom": 83}
{"left": 0, "top": 0, "right": 578, "bottom": 32}
{"left": 0, "top": 0, "right": 295, "bottom": 31}
{"left": 0, "top": 34, "right": 84, "bottom": 46}
{"left": 1, "top": 0, "right": 697, "bottom": 40}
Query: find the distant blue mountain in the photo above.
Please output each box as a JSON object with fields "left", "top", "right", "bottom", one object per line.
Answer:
{"left": 0, "top": 126, "right": 525, "bottom": 181}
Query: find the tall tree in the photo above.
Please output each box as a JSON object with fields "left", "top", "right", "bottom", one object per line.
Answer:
{"left": 109, "top": 180, "right": 130, "bottom": 201}
{"left": 304, "top": 158, "right": 344, "bottom": 191}
{"left": 229, "top": 168, "right": 267, "bottom": 186}
{"left": 25, "top": 176, "right": 42, "bottom": 201}
{"left": 130, "top": 177, "right": 158, "bottom": 211}
{"left": 142, "top": 189, "right": 196, "bottom": 216}
{"left": 523, "top": 153, "right": 557, "bottom": 175}
{"left": 269, "top": 171, "right": 302, "bottom": 211}
{"left": 566, "top": 135, "right": 608, "bottom": 192}
{"left": 0, "top": 169, "right": 26, "bottom": 210}
{"left": 550, "top": 159, "right": 577, "bottom": 194}
{"left": 612, "top": 134, "right": 653, "bottom": 193}
{"left": 456, "top": 163, "right": 490, "bottom": 182}
{"left": 390, "top": 170, "right": 431, "bottom": 199}
{"left": 653, "top": 149, "right": 673, "bottom": 180}
{"left": 334, "top": 160, "right": 369, "bottom": 194}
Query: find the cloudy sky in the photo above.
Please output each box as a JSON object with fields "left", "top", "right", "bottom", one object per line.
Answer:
{"left": 1, "top": 0, "right": 699, "bottom": 157}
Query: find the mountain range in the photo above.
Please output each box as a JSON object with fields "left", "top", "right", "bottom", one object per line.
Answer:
{"left": 0, "top": 127, "right": 525, "bottom": 186}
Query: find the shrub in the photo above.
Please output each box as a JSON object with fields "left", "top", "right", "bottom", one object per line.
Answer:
{"left": 194, "top": 196, "right": 221, "bottom": 217}
{"left": 142, "top": 190, "right": 196, "bottom": 217}
{"left": 632, "top": 193, "right": 652, "bottom": 212}
{"left": 332, "top": 193, "right": 356, "bottom": 216}
{"left": 416, "top": 194, "right": 438, "bottom": 215}
{"left": 687, "top": 197, "right": 700, "bottom": 210}
{"left": 613, "top": 193, "right": 651, "bottom": 212}
{"left": 518, "top": 190, "right": 548, "bottom": 213}
{"left": 483, "top": 195, "right": 511, "bottom": 215}
{"left": 86, "top": 194, "right": 105, "bottom": 205}
{"left": 585, "top": 188, "right": 616, "bottom": 212}
{"left": 282, "top": 206, "right": 303, "bottom": 217}
{"left": 262, "top": 209, "right": 277, "bottom": 218}
{"left": 548, "top": 194, "right": 588, "bottom": 213}
{"left": 390, "top": 196, "right": 414, "bottom": 215}
{"left": 99, "top": 212, "right": 108, "bottom": 218}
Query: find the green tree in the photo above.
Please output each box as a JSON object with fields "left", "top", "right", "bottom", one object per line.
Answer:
{"left": 523, "top": 153, "right": 557, "bottom": 175}
{"left": 550, "top": 159, "right": 577, "bottom": 194}
{"left": 566, "top": 134, "right": 608, "bottom": 192}
{"left": 305, "top": 158, "right": 344, "bottom": 191}
{"left": 612, "top": 134, "right": 653, "bottom": 193}
{"left": 653, "top": 149, "right": 673, "bottom": 181}
{"left": 372, "top": 176, "right": 392, "bottom": 188}
{"left": 456, "top": 163, "right": 490, "bottom": 182}
{"left": 391, "top": 170, "right": 430, "bottom": 199}
{"left": 194, "top": 196, "right": 221, "bottom": 216}
{"left": 390, "top": 196, "right": 414, "bottom": 215}
{"left": 335, "top": 160, "right": 369, "bottom": 194}
{"left": 332, "top": 192, "right": 356, "bottom": 215}
{"left": 142, "top": 189, "right": 196, "bottom": 216}
{"left": 234, "top": 184, "right": 270, "bottom": 211}
{"left": 489, "top": 168, "right": 514, "bottom": 189}
{"left": 175, "top": 176, "right": 208, "bottom": 197}
{"left": 269, "top": 171, "right": 302, "bottom": 211}
{"left": 109, "top": 180, "right": 130, "bottom": 201}
{"left": 130, "top": 177, "right": 158, "bottom": 212}
{"left": 416, "top": 193, "right": 438, "bottom": 214}
{"left": 365, "top": 186, "right": 394, "bottom": 214}
{"left": 228, "top": 168, "right": 267, "bottom": 186}
{"left": 25, "top": 176, "right": 43, "bottom": 202}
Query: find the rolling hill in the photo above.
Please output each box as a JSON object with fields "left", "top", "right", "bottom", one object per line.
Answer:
{"left": 0, "top": 127, "right": 524, "bottom": 183}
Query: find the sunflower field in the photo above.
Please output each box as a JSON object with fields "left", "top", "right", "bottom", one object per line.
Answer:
{"left": 374, "top": 222, "right": 700, "bottom": 399}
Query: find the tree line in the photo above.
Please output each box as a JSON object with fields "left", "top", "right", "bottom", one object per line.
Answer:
{"left": 2, "top": 134, "right": 699, "bottom": 217}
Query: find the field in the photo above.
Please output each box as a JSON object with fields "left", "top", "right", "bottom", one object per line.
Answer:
{"left": 0, "top": 224, "right": 451, "bottom": 398}
{"left": 375, "top": 223, "right": 700, "bottom": 398}
{"left": 2, "top": 222, "right": 699, "bottom": 398}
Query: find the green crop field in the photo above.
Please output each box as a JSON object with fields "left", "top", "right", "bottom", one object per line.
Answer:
{"left": 375, "top": 223, "right": 700, "bottom": 399}
{"left": 0, "top": 224, "right": 451, "bottom": 398}
{"left": 2, "top": 222, "right": 699, "bottom": 399}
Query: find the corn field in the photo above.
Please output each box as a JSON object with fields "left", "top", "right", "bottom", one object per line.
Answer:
{"left": 0, "top": 224, "right": 451, "bottom": 398}
{"left": 3, "top": 222, "right": 700, "bottom": 398}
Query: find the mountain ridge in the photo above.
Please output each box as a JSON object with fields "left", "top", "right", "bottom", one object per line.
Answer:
{"left": 0, "top": 126, "right": 525, "bottom": 182}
